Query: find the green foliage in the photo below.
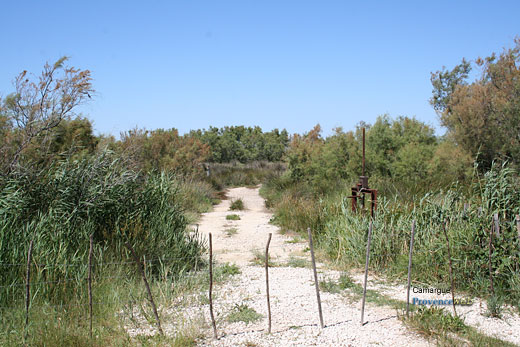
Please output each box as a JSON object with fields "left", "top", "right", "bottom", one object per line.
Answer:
{"left": 190, "top": 126, "right": 289, "bottom": 163}
{"left": 319, "top": 163, "right": 520, "bottom": 307}
{"left": 206, "top": 161, "right": 286, "bottom": 190}
{"left": 283, "top": 116, "right": 468, "bottom": 198}
{"left": 0, "top": 151, "right": 204, "bottom": 307}
{"left": 402, "top": 305, "right": 516, "bottom": 346}
{"left": 229, "top": 198, "right": 245, "bottom": 211}
{"left": 319, "top": 273, "right": 355, "bottom": 293}
{"left": 431, "top": 38, "right": 520, "bottom": 169}
{"left": 177, "top": 178, "right": 216, "bottom": 216}
{"left": 118, "top": 128, "right": 210, "bottom": 176}
{"left": 405, "top": 306, "right": 465, "bottom": 337}
{"left": 265, "top": 159, "right": 520, "bottom": 308}
{"left": 225, "top": 228, "right": 238, "bottom": 237}
{"left": 226, "top": 214, "right": 241, "bottom": 220}
{"left": 213, "top": 263, "right": 241, "bottom": 282}
{"left": 226, "top": 304, "right": 262, "bottom": 324}
{"left": 486, "top": 294, "right": 504, "bottom": 318}
{"left": 0, "top": 57, "right": 94, "bottom": 174}
{"left": 285, "top": 256, "right": 308, "bottom": 268}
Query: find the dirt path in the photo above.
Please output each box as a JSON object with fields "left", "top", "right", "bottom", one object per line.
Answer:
{"left": 196, "top": 186, "right": 431, "bottom": 346}
{"left": 124, "top": 186, "right": 519, "bottom": 345}
{"left": 197, "top": 186, "right": 304, "bottom": 265}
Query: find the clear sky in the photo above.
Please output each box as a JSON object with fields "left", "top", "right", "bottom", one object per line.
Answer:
{"left": 1, "top": 0, "right": 518, "bottom": 137}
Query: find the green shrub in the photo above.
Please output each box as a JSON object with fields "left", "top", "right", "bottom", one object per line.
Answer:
{"left": 486, "top": 295, "right": 504, "bottom": 318}
{"left": 205, "top": 161, "right": 286, "bottom": 189}
{"left": 229, "top": 198, "right": 244, "bottom": 211}
{"left": 318, "top": 163, "right": 520, "bottom": 308}
{"left": 227, "top": 304, "right": 262, "bottom": 324}
{"left": 405, "top": 306, "right": 465, "bottom": 337}
{"left": 225, "top": 228, "right": 238, "bottom": 237}
{"left": 226, "top": 214, "right": 241, "bottom": 221}
{"left": 0, "top": 151, "right": 204, "bottom": 307}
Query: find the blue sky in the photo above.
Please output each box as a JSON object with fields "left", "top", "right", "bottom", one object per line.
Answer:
{"left": 0, "top": 0, "right": 518, "bottom": 137}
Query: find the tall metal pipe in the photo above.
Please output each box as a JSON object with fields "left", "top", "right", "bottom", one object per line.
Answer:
{"left": 362, "top": 128, "right": 365, "bottom": 177}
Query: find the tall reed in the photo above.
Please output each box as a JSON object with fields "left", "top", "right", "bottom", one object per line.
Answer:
{"left": 0, "top": 150, "right": 204, "bottom": 308}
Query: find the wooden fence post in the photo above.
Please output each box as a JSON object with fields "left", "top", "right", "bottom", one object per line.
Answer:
{"left": 208, "top": 233, "right": 218, "bottom": 339}
{"left": 361, "top": 221, "right": 373, "bottom": 325}
{"left": 25, "top": 239, "right": 34, "bottom": 337}
{"left": 124, "top": 243, "right": 163, "bottom": 335}
{"left": 307, "top": 227, "right": 324, "bottom": 328}
{"left": 406, "top": 220, "right": 416, "bottom": 317}
{"left": 265, "top": 233, "right": 272, "bottom": 333}
{"left": 88, "top": 234, "right": 94, "bottom": 339}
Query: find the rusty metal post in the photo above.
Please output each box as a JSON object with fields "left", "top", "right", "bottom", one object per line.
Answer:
{"left": 351, "top": 187, "right": 357, "bottom": 213}
{"left": 362, "top": 127, "right": 365, "bottom": 177}
{"left": 371, "top": 190, "right": 377, "bottom": 217}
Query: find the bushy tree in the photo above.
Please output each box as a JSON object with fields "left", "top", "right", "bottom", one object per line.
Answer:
{"left": 119, "top": 127, "right": 210, "bottom": 176}
{"left": 431, "top": 38, "right": 520, "bottom": 169}
{"left": 365, "top": 115, "right": 437, "bottom": 179}
{"left": 191, "top": 125, "right": 289, "bottom": 163}
{"left": 0, "top": 57, "right": 94, "bottom": 174}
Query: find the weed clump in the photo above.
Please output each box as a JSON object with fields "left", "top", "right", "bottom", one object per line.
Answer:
{"left": 225, "top": 228, "right": 238, "bottom": 237}
{"left": 229, "top": 198, "right": 245, "bottom": 211}
{"left": 226, "top": 214, "right": 241, "bottom": 221}
{"left": 227, "top": 303, "right": 262, "bottom": 324}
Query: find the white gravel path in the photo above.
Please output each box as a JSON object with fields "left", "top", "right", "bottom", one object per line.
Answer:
{"left": 195, "top": 187, "right": 430, "bottom": 346}
{"left": 125, "top": 186, "right": 520, "bottom": 346}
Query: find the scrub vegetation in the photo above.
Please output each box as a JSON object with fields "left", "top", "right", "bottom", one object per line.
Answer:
{"left": 0, "top": 39, "right": 519, "bottom": 344}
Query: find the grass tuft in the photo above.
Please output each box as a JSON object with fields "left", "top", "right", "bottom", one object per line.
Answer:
{"left": 229, "top": 198, "right": 245, "bottom": 211}
{"left": 224, "top": 228, "right": 238, "bottom": 237}
{"left": 250, "top": 250, "right": 276, "bottom": 267}
{"left": 226, "top": 304, "right": 262, "bottom": 324}
{"left": 286, "top": 256, "right": 308, "bottom": 268}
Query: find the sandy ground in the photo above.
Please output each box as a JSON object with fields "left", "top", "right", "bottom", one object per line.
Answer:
{"left": 125, "top": 186, "right": 520, "bottom": 346}
{"left": 195, "top": 186, "right": 431, "bottom": 346}
{"left": 197, "top": 186, "right": 305, "bottom": 265}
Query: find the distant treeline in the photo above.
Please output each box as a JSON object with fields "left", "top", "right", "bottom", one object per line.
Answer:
{"left": 0, "top": 118, "right": 291, "bottom": 177}
{"left": 3, "top": 36, "right": 520, "bottom": 184}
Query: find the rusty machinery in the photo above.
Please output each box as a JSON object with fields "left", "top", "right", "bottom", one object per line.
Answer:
{"left": 348, "top": 128, "right": 377, "bottom": 217}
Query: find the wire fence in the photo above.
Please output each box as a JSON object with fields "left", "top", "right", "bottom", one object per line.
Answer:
{"left": 0, "top": 230, "right": 326, "bottom": 342}
{"left": 6, "top": 214, "right": 515, "bottom": 341}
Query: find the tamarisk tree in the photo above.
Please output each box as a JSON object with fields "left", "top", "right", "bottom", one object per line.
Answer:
{"left": 0, "top": 57, "right": 94, "bottom": 174}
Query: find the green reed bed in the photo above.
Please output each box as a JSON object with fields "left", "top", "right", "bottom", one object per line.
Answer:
{"left": 0, "top": 151, "right": 205, "bottom": 309}
{"left": 321, "top": 163, "right": 520, "bottom": 308}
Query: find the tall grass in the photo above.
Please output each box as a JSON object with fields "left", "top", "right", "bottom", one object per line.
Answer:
{"left": 320, "top": 163, "right": 520, "bottom": 307}
{"left": 0, "top": 150, "right": 205, "bottom": 308}
{"left": 264, "top": 162, "right": 520, "bottom": 308}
